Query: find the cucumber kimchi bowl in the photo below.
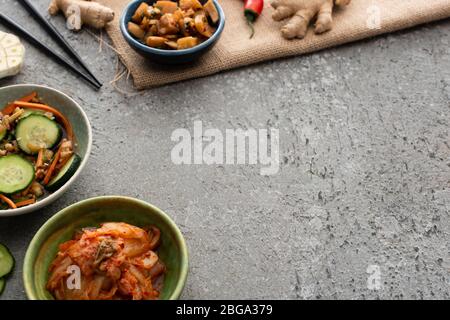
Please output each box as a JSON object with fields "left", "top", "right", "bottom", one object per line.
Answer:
{"left": 0, "top": 92, "right": 82, "bottom": 210}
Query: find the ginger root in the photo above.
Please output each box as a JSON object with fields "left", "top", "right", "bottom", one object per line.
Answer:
{"left": 271, "top": 0, "right": 351, "bottom": 39}
{"left": 49, "top": 0, "right": 114, "bottom": 31}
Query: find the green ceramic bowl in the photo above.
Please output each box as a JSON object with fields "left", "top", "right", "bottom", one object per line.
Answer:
{"left": 0, "top": 84, "right": 92, "bottom": 217}
{"left": 23, "top": 196, "right": 189, "bottom": 300}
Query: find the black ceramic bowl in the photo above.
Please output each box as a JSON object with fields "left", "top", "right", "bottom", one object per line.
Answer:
{"left": 120, "top": 0, "right": 225, "bottom": 64}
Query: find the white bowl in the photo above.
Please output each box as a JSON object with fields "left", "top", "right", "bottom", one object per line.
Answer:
{"left": 0, "top": 84, "right": 92, "bottom": 217}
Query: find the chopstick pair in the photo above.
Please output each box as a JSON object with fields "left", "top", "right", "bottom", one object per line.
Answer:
{"left": 17, "top": 0, "right": 102, "bottom": 88}
{"left": 0, "top": 1, "right": 102, "bottom": 90}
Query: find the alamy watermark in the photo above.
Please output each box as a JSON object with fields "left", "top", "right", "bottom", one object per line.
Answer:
{"left": 66, "top": 263, "right": 383, "bottom": 293}
{"left": 366, "top": 264, "right": 382, "bottom": 291}
{"left": 171, "top": 121, "right": 280, "bottom": 175}
{"left": 65, "top": 4, "right": 82, "bottom": 31}
{"left": 66, "top": 265, "right": 81, "bottom": 290}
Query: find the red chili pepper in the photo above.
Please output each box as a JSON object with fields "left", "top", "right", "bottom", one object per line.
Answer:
{"left": 244, "top": 0, "right": 264, "bottom": 38}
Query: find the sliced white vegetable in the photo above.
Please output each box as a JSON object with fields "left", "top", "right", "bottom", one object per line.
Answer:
{"left": 0, "top": 31, "right": 25, "bottom": 79}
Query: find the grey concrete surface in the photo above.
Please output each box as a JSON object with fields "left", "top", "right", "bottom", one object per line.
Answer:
{"left": 0, "top": 0, "right": 449, "bottom": 300}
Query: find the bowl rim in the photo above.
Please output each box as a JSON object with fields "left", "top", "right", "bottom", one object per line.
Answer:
{"left": 120, "top": 0, "right": 226, "bottom": 56}
{"left": 0, "top": 84, "right": 93, "bottom": 217}
{"left": 23, "top": 195, "right": 189, "bottom": 300}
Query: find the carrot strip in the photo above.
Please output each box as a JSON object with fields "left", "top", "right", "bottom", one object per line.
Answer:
{"left": 43, "top": 146, "right": 62, "bottom": 185}
{"left": 12, "top": 101, "right": 74, "bottom": 141}
{"left": 36, "top": 149, "right": 44, "bottom": 169}
{"left": 2, "top": 92, "right": 37, "bottom": 115}
{"left": 56, "top": 153, "right": 72, "bottom": 170}
{"left": 0, "top": 194, "right": 17, "bottom": 209}
{"left": 15, "top": 198, "right": 36, "bottom": 208}
{"left": 35, "top": 149, "right": 44, "bottom": 179}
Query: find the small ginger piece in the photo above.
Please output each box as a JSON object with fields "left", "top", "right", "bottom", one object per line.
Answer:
{"left": 128, "top": 22, "right": 145, "bottom": 39}
{"left": 59, "top": 139, "right": 74, "bottom": 162}
{"left": 148, "top": 24, "right": 159, "bottom": 36}
{"left": 173, "top": 9, "right": 185, "bottom": 22}
{"left": 30, "top": 182, "right": 44, "bottom": 198}
{"left": 165, "top": 40, "right": 178, "bottom": 50}
{"left": 155, "top": 1, "right": 178, "bottom": 14}
{"left": 48, "top": 0, "right": 115, "bottom": 31}
{"left": 203, "top": 0, "right": 219, "bottom": 24}
{"left": 146, "top": 36, "right": 167, "bottom": 48}
{"left": 194, "top": 12, "right": 215, "bottom": 38}
{"left": 147, "top": 7, "right": 162, "bottom": 19}
{"left": 179, "top": 17, "right": 195, "bottom": 36}
{"left": 179, "top": 0, "right": 203, "bottom": 11}
{"left": 158, "top": 14, "right": 180, "bottom": 35}
{"left": 177, "top": 36, "right": 199, "bottom": 50}
{"left": 271, "top": 0, "right": 351, "bottom": 39}
{"left": 140, "top": 17, "right": 151, "bottom": 31}
{"left": 132, "top": 2, "right": 149, "bottom": 23}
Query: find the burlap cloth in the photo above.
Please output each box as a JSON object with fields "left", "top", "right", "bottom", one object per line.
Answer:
{"left": 98, "top": 0, "right": 450, "bottom": 89}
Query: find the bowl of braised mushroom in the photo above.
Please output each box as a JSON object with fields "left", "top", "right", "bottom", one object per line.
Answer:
{"left": 120, "top": 0, "right": 225, "bottom": 64}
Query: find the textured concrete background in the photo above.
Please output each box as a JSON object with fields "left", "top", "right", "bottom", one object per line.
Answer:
{"left": 0, "top": 0, "right": 449, "bottom": 300}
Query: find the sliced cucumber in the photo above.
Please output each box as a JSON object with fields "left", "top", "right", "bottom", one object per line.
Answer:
{"left": 15, "top": 114, "right": 62, "bottom": 155}
{"left": 0, "top": 155, "right": 35, "bottom": 194}
{"left": 19, "top": 109, "right": 45, "bottom": 120}
{"left": 46, "top": 154, "right": 81, "bottom": 192}
{"left": 0, "top": 278, "right": 5, "bottom": 295}
{"left": 0, "top": 243, "right": 14, "bottom": 278}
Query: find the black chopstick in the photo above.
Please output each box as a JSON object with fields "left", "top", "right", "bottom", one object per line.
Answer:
{"left": 17, "top": 0, "right": 102, "bottom": 87}
{"left": 0, "top": 12, "right": 101, "bottom": 90}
